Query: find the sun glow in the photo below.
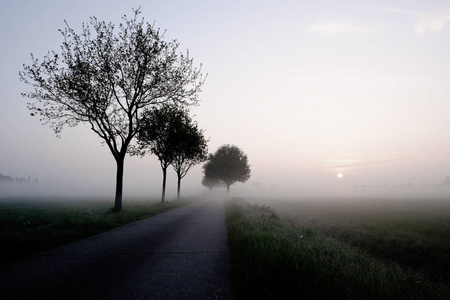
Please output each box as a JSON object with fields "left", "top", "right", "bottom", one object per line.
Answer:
{"left": 338, "top": 173, "right": 343, "bottom": 178}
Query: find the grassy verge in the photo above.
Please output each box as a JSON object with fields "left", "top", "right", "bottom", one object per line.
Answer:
{"left": 267, "top": 197, "right": 450, "bottom": 282}
{"left": 225, "top": 198, "right": 450, "bottom": 299}
{"left": 0, "top": 197, "right": 191, "bottom": 264}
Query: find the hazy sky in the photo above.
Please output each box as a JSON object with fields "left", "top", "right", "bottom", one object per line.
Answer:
{"left": 2, "top": 0, "right": 450, "bottom": 198}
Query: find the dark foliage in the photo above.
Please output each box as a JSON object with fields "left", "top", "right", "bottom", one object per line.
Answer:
{"left": 20, "top": 9, "right": 204, "bottom": 211}
{"left": 203, "top": 144, "right": 251, "bottom": 193}
{"left": 135, "top": 104, "right": 207, "bottom": 202}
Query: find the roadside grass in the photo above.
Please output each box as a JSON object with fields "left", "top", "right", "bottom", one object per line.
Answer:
{"left": 225, "top": 198, "right": 450, "bottom": 299}
{"left": 0, "top": 197, "right": 191, "bottom": 264}
{"left": 267, "top": 197, "right": 450, "bottom": 282}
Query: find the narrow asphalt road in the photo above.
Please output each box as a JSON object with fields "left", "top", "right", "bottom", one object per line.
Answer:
{"left": 0, "top": 200, "right": 232, "bottom": 300}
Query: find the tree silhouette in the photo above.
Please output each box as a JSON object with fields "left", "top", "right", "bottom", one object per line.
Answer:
{"left": 135, "top": 104, "right": 180, "bottom": 203}
{"left": 201, "top": 176, "right": 221, "bottom": 192}
{"left": 135, "top": 104, "right": 207, "bottom": 202}
{"left": 202, "top": 144, "right": 251, "bottom": 193}
{"left": 171, "top": 112, "right": 208, "bottom": 201}
{"left": 20, "top": 9, "right": 204, "bottom": 212}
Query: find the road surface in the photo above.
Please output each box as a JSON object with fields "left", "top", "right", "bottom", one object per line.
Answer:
{"left": 0, "top": 200, "right": 232, "bottom": 299}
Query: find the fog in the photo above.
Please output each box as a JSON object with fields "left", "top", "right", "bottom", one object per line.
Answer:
{"left": 2, "top": 1, "right": 450, "bottom": 203}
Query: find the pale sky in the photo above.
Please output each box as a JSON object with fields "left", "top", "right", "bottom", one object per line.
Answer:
{"left": 2, "top": 0, "right": 450, "bottom": 198}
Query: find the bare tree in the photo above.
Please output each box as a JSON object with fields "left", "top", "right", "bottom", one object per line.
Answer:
{"left": 20, "top": 9, "right": 204, "bottom": 212}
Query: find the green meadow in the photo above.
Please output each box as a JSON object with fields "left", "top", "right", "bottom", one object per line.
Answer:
{"left": 0, "top": 197, "right": 190, "bottom": 264}
{"left": 225, "top": 197, "right": 450, "bottom": 299}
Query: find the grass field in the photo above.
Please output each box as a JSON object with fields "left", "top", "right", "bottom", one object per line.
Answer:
{"left": 264, "top": 197, "right": 450, "bottom": 282}
{"left": 0, "top": 197, "right": 191, "bottom": 264}
{"left": 225, "top": 197, "right": 450, "bottom": 299}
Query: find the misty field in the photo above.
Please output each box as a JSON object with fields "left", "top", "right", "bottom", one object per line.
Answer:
{"left": 0, "top": 197, "right": 190, "bottom": 264}
{"left": 226, "top": 197, "right": 450, "bottom": 299}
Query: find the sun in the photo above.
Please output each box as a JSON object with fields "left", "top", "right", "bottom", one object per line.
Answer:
{"left": 337, "top": 173, "right": 343, "bottom": 178}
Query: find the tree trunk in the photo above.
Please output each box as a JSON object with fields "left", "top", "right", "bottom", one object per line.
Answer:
{"left": 113, "top": 156, "right": 125, "bottom": 212}
{"left": 161, "top": 167, "right": 167, "bottom": 203}
{"left": 177, "top": 175, "right": 181, "bottom": 201}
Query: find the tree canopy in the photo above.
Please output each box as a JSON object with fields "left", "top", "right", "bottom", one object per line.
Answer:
{"left": 134, "top": 104, "right": 181, "bottom": 203}
{"left": 20, "top": 9, "right": 204, "bottom": 211}
{"left": 171, "top": 111, "right": 208, "bottom": 200}
{"left": 201, "top": 176, "right": 221, "bottom": 192}
{"left": 135, "top": 104, "right": 207, "bottom": 202}
{"left": 202, "top": 144, "right": 251, "bottom": 193}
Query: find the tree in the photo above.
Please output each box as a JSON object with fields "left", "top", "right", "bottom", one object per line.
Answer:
{"left": 171, "top": 112, "right": 208, "bottom": 201}
{"left": 135, "top": 104, "right": 180, "bottom": 203}
{"left": 19, "top": 9, "right": 204, "bottom": 212}
{"left": 201, "top": 176, "right": 221, "bottom": 192}
{"left": 202, "top": 144, "right": 251, "bottom": 193}
{"left": 135, "top": 104, "right": 207, "bottom": 202}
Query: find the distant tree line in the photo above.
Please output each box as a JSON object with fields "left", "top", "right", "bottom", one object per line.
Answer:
{"left": 0, "top": 174, "right": 39, "bottom": 184}
{"left": 0, "top": 174, "right": 14, "bottom": 183}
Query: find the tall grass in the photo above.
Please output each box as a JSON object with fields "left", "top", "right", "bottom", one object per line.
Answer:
{"left": 0, "top": 197, "right": 191, "bottom": 264}
{"left": 225, "top": 198, "right": 450, "bottom": 299}
{"left": 265, "top": 197, "right": 450, "bottom": 282}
